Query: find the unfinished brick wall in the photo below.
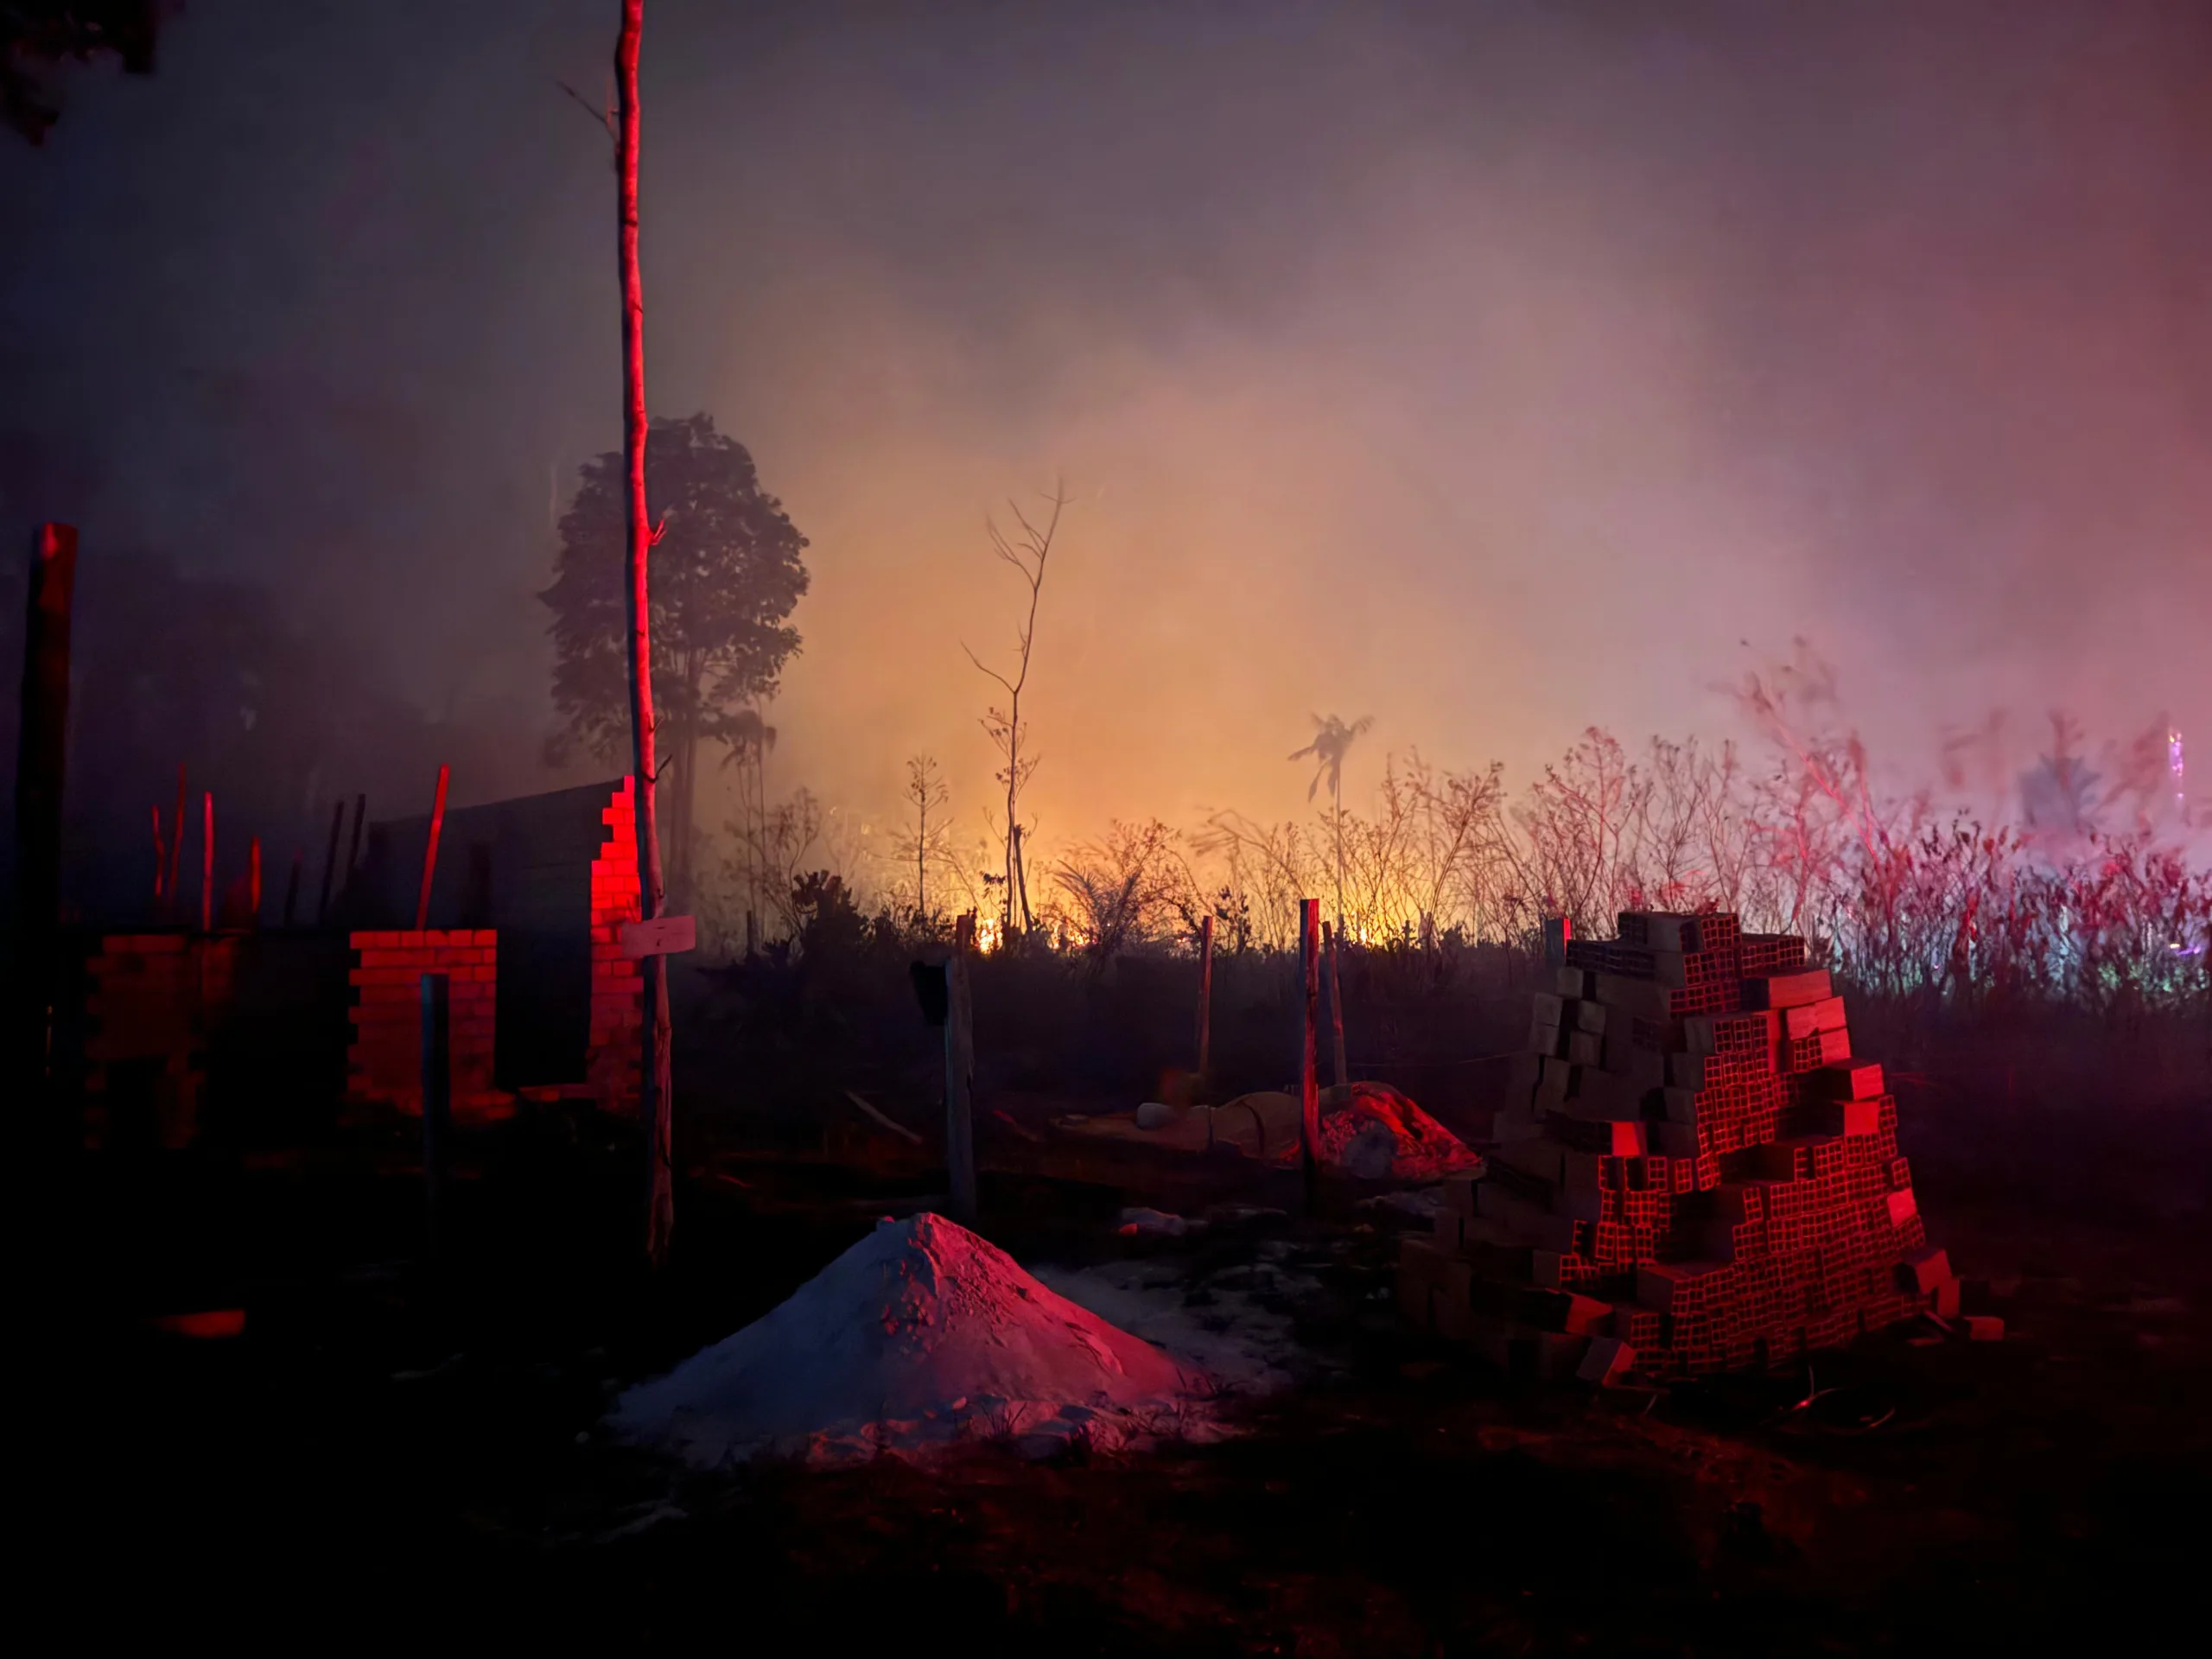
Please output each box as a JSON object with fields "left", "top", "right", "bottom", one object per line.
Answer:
{"left": 79, "top": 932, "right": 239, "bottom": 1150}
{"left": 346, "top": 929, "right": 500, "bottom": 1117}
{"left": 586, "top": 778, "right": 644, "bottom": 1111}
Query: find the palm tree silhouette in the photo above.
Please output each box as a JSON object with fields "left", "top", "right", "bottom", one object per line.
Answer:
{"left": 1290, "top": 712, "right": 1373, "bottom": 935}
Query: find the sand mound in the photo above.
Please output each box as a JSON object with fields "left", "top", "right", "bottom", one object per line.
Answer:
{"left": 610, "top": 1213, "right": 1217, "bottom": 1467}
{"left": 1275, "top": 1082, "right": 1482, "bottom": 1181}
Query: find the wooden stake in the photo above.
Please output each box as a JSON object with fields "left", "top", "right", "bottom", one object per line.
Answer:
{"left": 248, "top": 836, "right": 262, "bottom": 925}
{"left": 1196, "top": 912, "right": 1215, "bottom": 1081}
{"left": 200, "top": 791, "right": 213, "bottom": 932}
{"left": 316, "top": 799, "right": 344, "bottom": 924}
{"left": 151, "top": 804, "right": 166, "bottom": 901}
{"left": 12, "top": 524, "right": 77, "bottom": 1121}
{"left": 419, "top": 972, "right": 450, "bottom": 1262}
{"left": 343, "top": 791, "right": 367, "bottom": 897}
{"left": 282, "top": 849, "right": 302, "bottom": 928}
{"left": 1299, "top": 898, "right": 1321, "bottom": 1206}
{"left": 944, "top": 949, "right": 977, "bottom": 1224}
{"left": 166, "top": 764, "right": 188, "bottom": 918}
{"left": 1325, "top": 919, "right": 1349, "bottom": 1088}
{"left": 415, "top": 763, "right": 449, "bottom": 931}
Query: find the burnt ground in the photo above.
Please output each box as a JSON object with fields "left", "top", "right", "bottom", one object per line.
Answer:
{"left": 22, "top": 1090, "right": 2212, "bottom": 1656}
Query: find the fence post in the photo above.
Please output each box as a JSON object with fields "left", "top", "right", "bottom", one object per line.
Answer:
{"left": 200, "top": 791, "right": 214, "bottom": 932}
{"left": 12, "top": 524, "right": 76, "bottom": 1131}
{"left": 1197, "top": 913, "right": 1215, "bottom": 1081}
{"left": 420, "top": 972, "right": 451, "bottom": 1261}
{"left": 944, "top": 950, "right": 977, "bottom": 1224}
{"left": 1325, "top": 919, "right": 1349, "bottom": 1089}
{"left": 166, "top": 764, "right": 188, "bottom": 919}
{"left": 1299, "top": 898, "right": 1321, "bottom": 1210}
{"left": 316, "top": 800, "right": 345, "bottom": 924}
{"left": 1542, "top": 914, "right": 1571, "bottom": 970}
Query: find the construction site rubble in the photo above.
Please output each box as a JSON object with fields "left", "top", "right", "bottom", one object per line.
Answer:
{"left": 1399, "top": 912, "right": 1962, "bottom": 1380}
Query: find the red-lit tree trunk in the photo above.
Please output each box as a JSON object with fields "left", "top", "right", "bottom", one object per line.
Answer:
{"left": 617, "top": 0, "right": 675, "bottom": 1268}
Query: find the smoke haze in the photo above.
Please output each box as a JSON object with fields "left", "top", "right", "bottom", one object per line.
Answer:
{"left": 4, "top": 0, "right": 2207, "bottom": 878}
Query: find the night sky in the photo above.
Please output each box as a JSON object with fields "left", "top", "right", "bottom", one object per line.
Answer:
{"left": 4, "top": 0, "right": 2207, "bottom": 853}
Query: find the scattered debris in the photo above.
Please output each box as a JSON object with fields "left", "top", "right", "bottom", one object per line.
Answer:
{"left": 1116, "top": 1206, "right": 1203, "bottom": 1237}
{"left": 612, "top": 1213, "right": 1219, "bottom": 1468}
{"left": 147, "top": 1308, "right": 245, "bottom": 1339}
{"left": 990, "top": 1109, "right": 1045, "bottom": 1144}
{"left": 1577, "top": 1336, "right": 1637, "bottom": 1387}
{"left": 1035, "top": 1255, "right": 1315, "bottom": 1396}
{"left": 391, "top": 1352, "right": 465, "bottom": 1383}
{"left": 1358, "top": 1186, "right": 1448, "bottom": 1224}
{"left": 843, "top": 1090, "right": 924, "bottom": 1146}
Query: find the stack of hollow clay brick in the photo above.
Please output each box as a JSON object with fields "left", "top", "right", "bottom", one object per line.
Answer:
{"left": 346, "top": 930, "right": 500, "bottom": 1118}
{"left": 585, "top": 777, "right": 643, "bottom": 1109}
{"left": 80, "top": 933, "right": 239, "bottom": 1149}
{"left": 1399, "top": 911, "right": 1955, "bottom": 1382}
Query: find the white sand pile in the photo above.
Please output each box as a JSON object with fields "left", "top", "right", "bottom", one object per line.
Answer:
{"left": 611, "top": 1212, "right": 1222, "bottom": 1468}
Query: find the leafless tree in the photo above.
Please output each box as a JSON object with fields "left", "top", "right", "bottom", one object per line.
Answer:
{"left": 964, "top": 485, "right": 1068, "bottom": 940}
{"left": 903, "top": 753, "right": 951, "bottom": 924}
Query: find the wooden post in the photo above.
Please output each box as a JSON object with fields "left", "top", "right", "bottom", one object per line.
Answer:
{"left": 151, "top": 804, "right": 167, "bottom": 903}
{"left": 344, "top": 792, "right": 367, "bottom": 892}
{"left": 415, "top": 763, "right": 449, "bottom": 931}
{"left": 419, "top": 971, "right": 450, "bottom": 1262}
{"left": 1298, "top": 898, "right": 1321, "bottom": 1206}
{"left": 248, "top": 836, "right": 263, "bottom": 925}
{"left": 1196, "top": 912, "right": 1215, "bottom": 1082}
{"left": 316, "top": 799, "right": 344, "bottom": 924}
{"left": 200, "top": 791, "right": 214, "bottom": 932}
{"left": 944, "top": 950, "right": 977, "bottom": 1223}
{"left": 1325, "top": 919, "right": 1349, "bottom": 1088}
{"left": 12, "top": 524, "right": 77, "bottom": 1119}
{"left": 165, "top": 764, "right": 188, "bottom": 918}
{"left": 1542, "top": 915, "right": 1570, "bottom": 969}
{"left": 281, "top": 849, "right": 302, "bottom": 928}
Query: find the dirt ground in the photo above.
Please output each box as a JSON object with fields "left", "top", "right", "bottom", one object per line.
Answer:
{"left": 25, "top": 1091, "right": 2212, "bottom": 1655}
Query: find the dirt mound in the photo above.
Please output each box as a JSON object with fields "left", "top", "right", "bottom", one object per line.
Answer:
{"left": 610, "top": 1213, "right": 1218, "bottom": 1467}
{"left": 1280, "top": 1082, "right": 1483, "bottom": 1181}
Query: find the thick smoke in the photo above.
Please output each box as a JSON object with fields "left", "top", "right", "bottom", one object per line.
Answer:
{"left": 3, "top": 0, "right": 2205, "bottom": 904}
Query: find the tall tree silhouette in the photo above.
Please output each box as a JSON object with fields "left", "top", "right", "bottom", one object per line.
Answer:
{"left": 1290, "top": 712, "right": 1373, "bottom": 934}
{"left": 543, "top": 412, "right": 807, "bottom": 902}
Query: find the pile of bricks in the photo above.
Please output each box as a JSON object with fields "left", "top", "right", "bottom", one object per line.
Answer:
{"left": 345, "top": 930, "right": 501, "bottom": 1118}
{"left": 1400, "top": 911, "right": 1955, "bottom": 1381}
{"left": 79, "top": 933, "right": 239, "bottom": 1150}
{"left": 586, "top": 778, "right": 643, "bottom": 1110}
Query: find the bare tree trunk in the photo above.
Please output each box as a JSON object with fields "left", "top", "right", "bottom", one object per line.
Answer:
{"left": 617, "top": 0, "right": 674, "bottom": 1269}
